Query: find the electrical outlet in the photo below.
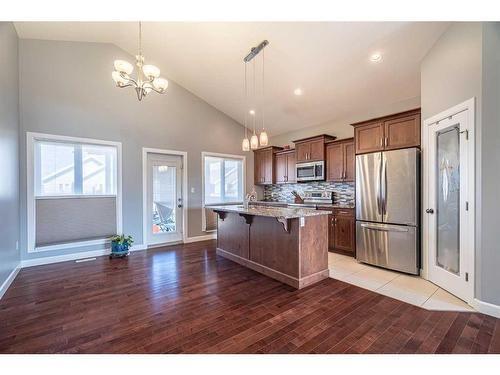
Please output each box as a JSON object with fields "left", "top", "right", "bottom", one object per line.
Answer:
{"left": 191, "top": 187, "right": 195, "bottom": 193}
{"left": 16, "top": 241, "right": 19, "bottom": 250}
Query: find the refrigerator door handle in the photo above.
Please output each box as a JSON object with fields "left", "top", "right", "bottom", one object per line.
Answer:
{"left": 360, "top": 223, "right": 409, "bottom": 232}
{"left": 381, "top": 154, "right": 387, "bottom": 216}
{"left": 376, "top": 154, "right": 382, "bottom": 216}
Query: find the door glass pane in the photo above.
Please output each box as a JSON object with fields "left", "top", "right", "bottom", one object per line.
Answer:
{"left": 436, "top": 127, "right": 460, "bottom": 275}
{"left": 152, "top": 165, "right": 176, "bottom": 234}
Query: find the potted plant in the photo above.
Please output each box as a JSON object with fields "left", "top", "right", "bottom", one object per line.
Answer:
{"left": 110, "top": 234, "right": 134, "bottom": 258}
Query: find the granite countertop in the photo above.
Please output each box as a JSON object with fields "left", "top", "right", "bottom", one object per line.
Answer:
{"left": 249, "top": 200, "right": 355, "bottom": 210}
{"left": 208, "top": 205, "right": 330, "bottom": 219}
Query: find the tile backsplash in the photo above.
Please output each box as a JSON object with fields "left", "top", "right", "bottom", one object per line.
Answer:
{"left": 263, "top": 181, "right": 355, "bottom": 206}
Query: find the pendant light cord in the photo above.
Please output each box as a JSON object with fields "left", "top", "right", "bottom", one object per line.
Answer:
{"left": 244, "top": 62, "right": 248, "bottom": 138}
{"left": 262, "top": 48, "right": 265, "bottom": 131}
{"left": 139, "top": 22, "right": 142, "bottom": 57}
{"left": 253, "top": 59, "right": 256, "bottom": 135}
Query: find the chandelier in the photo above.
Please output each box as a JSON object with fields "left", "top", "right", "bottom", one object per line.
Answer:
{"left": 242, "top": 40, "right": 269, "bottom": 151}
{"left": 112, "top": 22, "right": 168, "bottom": 101}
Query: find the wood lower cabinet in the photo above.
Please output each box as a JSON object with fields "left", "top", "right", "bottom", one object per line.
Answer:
{"left": 275, "top": 149, "right": 296, "bottom": 184}
{"left": 292, "top": 134, "right": 336, "bottom": 163}
{"left": 253, "top": 146, "right": 283, "bottom": 185}
{"left": 352, "top": 109, "right": 421, "bottom": 154}
{"left": 326, "top": 138, "right": 355, "bottom": 182}
{"left": 322, "top": 208, "right": 355, "bottom": 257}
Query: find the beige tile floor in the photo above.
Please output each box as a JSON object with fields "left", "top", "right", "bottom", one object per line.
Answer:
{"left": 328, "top": 252, "right": 475, "bottom": 312}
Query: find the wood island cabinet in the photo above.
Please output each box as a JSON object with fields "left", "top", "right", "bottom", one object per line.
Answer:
{"left": 352, "top": 109, "right": 421, "bottom": 154}
{"left": 275, "top": 149, "right": 296, "bottom": 184}
{"left": 292, "top": 134, "right": 336, "bottom": 163}
{"left": 253, "top": 146, "right": 283, "bottom": 185}
{"left": 326, "top": 138, "right": 354, "bottom": 182}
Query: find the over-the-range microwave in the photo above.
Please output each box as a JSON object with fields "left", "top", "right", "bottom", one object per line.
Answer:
{"left": 296, "top": 161, "right": 325, "bottom": 182}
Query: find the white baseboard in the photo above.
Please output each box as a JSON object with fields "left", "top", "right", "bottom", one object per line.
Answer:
{"left": 183, "top": 233, "right": 217, "bottom": 243}
{"left": 21, "top": 243, "right": 147, "bottom": 268}
{"left": 0, "top": 264, "right": 21, "bottom": 300}
{"left": 473, "top": 298, "right": 500, "bottom": 318}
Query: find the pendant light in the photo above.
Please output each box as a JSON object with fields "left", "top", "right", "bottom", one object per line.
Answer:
{"left": 241, "top": 62, "right": 250, "bottom": 151}
{"left": 240, "top": 40, "right": 269, "bottom": 151}
{"left": 259, "top": 48, "right": 269, "bottom": 146}
{"left": 250, "top": 59, "right": 259, "bottom": 150}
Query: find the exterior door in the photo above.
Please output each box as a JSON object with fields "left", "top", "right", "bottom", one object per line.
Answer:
{"left": 426, "top": 110, "right": 473, "bottom": 303}
{"left": 146, "top": 153, "right": 183, "bottom": 245}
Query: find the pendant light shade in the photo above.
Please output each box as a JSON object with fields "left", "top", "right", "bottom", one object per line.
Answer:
{"left": 259, "top": 131, "right": 268, "bottom": 147}
{"left": 250, "top": 134, "right": 259, "bottom": 150}
{"left": 242, "top": 137, "right": 250, "bottom": 152}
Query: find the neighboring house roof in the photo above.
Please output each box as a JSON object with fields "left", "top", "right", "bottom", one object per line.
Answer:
{"left": 42, "top": 156, "right": 104, "bottom": 183}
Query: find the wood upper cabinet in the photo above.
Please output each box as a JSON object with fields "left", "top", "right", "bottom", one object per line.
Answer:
{"left": 275, "top": 149, "right": 296, "bottom": 184}
{"left": 384, "top": 113, "right": 421, "bottom": 150}
{"left": 286, "top": 151, "right": 296, "bottom": 183}
{"left": 253, "top": 146, "right": 283, "bottom": 185}
{"left": 309, "top": 139, "right": 325, "bottom": 161}
{"left": 352, "top": 109, "right": 421, "bottom": 154}
{"left": 326, "top": 142, "right": 343, "bottom": 181}
{"left": 275, "top": 153, "right": 287, "bottom": 184}
{"left": 295, "top": 143, "right": 310, "bottom": 163}
{"left": 343, "top": 141, "right": 355, "bottom": 182}
{"left": 354, "top": 121, "right": 384, "bottom": 154}
{"left": 293, "top": 134, "right": 336, "bottom": 163}
{"left": 326, "top": 138, "right": 354, "bottom": 182}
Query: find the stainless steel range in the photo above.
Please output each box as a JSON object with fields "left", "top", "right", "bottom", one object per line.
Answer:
{"left": 302, "top": 190, "right": 334, "bottom": 205}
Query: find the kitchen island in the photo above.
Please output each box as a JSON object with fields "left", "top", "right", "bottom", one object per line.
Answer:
{"left": 210, "top": 205, "right": 330, "bottom": 289}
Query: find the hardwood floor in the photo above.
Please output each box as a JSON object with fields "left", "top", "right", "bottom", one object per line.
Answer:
{"left": 1, "top": 240, "right": 499, "bottom": 354}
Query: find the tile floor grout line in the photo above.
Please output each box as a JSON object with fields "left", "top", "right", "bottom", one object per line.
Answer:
{"left": 419, "top": 286, "right": 440, "bottom": 307}
{"left": 374, "top": 274, "right": 401, "bottom": 292}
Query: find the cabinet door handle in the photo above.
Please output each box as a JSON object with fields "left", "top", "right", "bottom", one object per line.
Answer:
{"left": 380, "top": 138, "right": 383, "bottom": 148}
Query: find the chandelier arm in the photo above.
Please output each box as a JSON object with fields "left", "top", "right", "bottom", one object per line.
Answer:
{"left": 146, "top": 86, "right": 166, "bottom": 94}
{"left": 116, "top": 83, "right": 137, "bottom": 89}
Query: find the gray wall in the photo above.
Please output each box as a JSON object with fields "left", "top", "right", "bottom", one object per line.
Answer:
{"left": 0, "top": 23, "right": 20, "bottom": 286}
{"left": 421, "top": 22, "right": 500, "bottom": 306}
{"left": 19, "top": 39, "right": 253, "bottom": 261}
{"left": 479, "top": 22, "right": 500, "bottom": 305}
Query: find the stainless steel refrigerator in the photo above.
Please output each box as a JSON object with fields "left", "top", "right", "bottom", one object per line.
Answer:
{"left": 355, "top": 148, "right": 420, "bottom": 275}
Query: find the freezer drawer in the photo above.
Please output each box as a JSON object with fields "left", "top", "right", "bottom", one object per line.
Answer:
{"left": 356, "top": 221, "right": 419, "bottom": 275}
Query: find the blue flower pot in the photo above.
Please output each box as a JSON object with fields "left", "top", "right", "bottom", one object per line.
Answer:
{"left": 111, "top": 242, "right": 130, "bottom": 255}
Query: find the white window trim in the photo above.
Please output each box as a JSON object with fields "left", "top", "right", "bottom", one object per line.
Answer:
{"left": 201, "top": 151, "right": 246, "bottom": 232}
{"left": 27, "top": 132, "right": 123, "bottom": 253}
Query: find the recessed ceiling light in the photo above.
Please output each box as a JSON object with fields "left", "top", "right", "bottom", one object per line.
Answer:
{"left": 370, "top": 52, "right": 382, "bottom": 62}
{"left": 249, "top": 109, "right": 255, "bottom": 115}
{"left": 294, "top": 88, "right": 303, "bottom": 96}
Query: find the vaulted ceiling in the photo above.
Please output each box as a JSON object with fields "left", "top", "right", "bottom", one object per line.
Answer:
{"left": 14, "top": 22, "right": 449, "bottom": 137}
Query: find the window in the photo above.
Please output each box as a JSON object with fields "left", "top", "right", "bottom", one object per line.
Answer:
{"left": 203, "top": 154, "right": 245, "bottom": 205}
{"left": 27, "top": 133, "right": 122, "bottom": 252}
{"left": 35, "top": 140, "right": 117, "bottom": 197}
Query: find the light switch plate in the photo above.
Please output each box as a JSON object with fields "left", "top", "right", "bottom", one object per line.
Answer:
{"left": 300, "top": 217, "right": 305, "bottom": 227}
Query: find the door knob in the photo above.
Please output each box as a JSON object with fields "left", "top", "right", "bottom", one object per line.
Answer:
{"left": 426, "top": 208, "right": 434, "bottom": 214}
